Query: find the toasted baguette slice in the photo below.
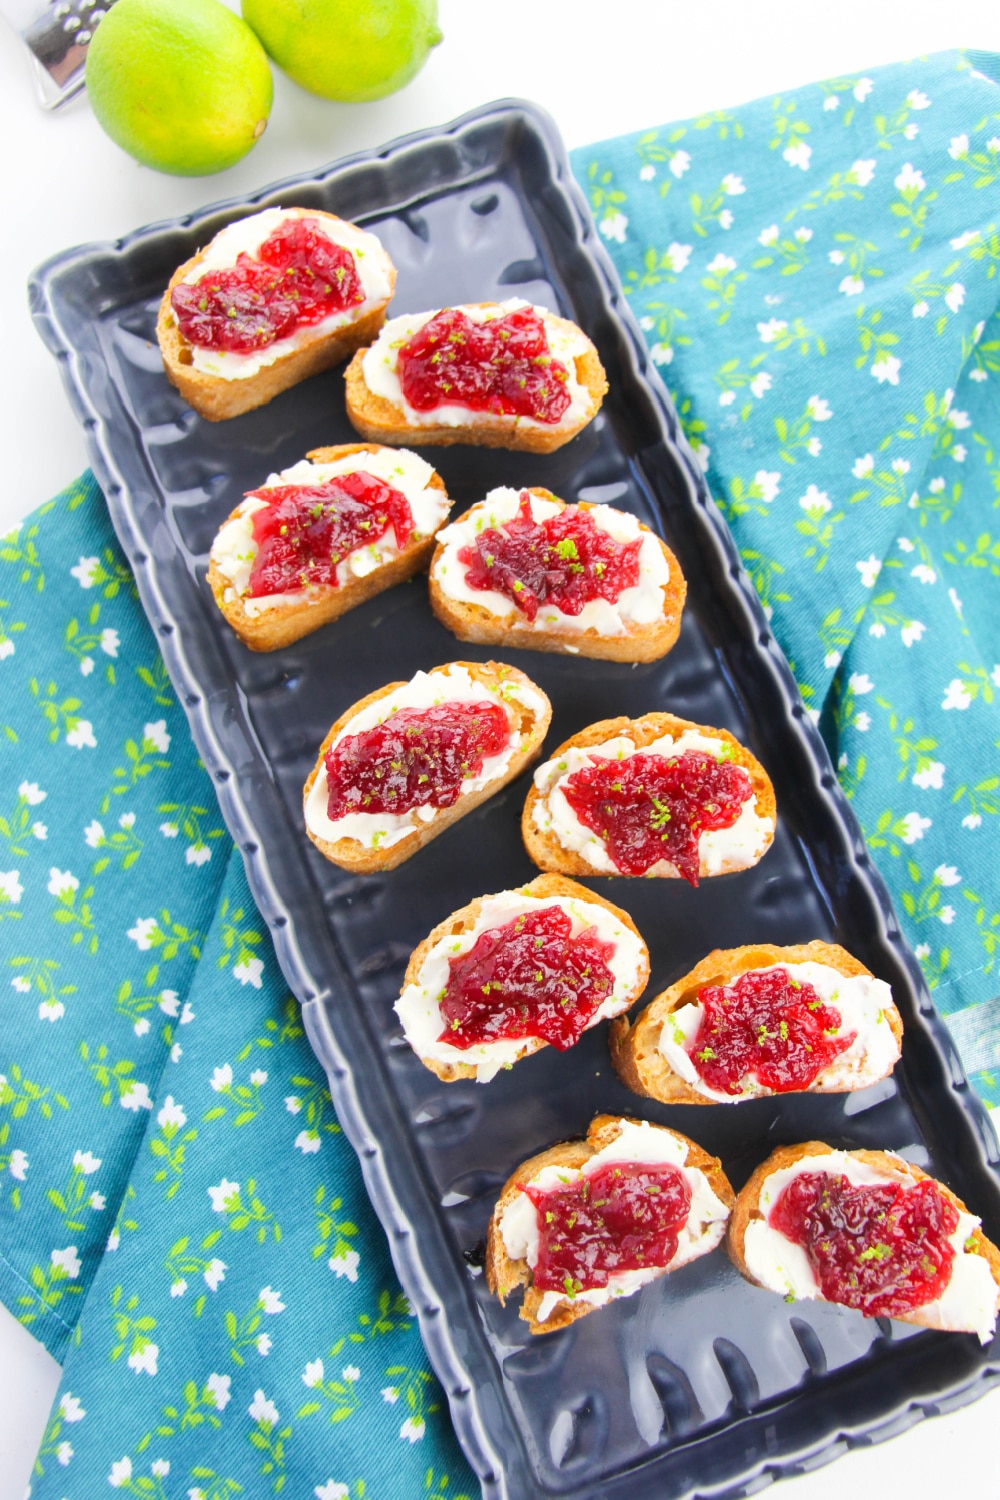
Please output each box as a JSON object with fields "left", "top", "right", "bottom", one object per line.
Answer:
{"left": 344, "top": 302, "right": 607, "bottom": 453}
{"left": 207, "top": 444, "right": 450, "bottom": 652}
{"left": 428, "top": 487, "right": 686, "bottom": 663}
{"left": 395, "top": 874, "right": 649, "bottom": 1083}
{"left": 523, "top": 712, "right": 776, "bottom": 882}
{"left": 610, "top": 941, "right": 903, "bottom": 1105}
{"left": 486, "top": 1113, "right": 734, "bottom": 1334}
{"left": 304, "top": 661, "right": 552, "bottom": 873}
{"left": 157, "top": 208, "right": 396, "bottom": 422}
{"left": 728, "top": 1142, "right": 1000, "bottom": 1341}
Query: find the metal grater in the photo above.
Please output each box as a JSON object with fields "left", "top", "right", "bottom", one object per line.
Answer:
{"left": 2, "top": 0, "right": 118, "bottom": 109}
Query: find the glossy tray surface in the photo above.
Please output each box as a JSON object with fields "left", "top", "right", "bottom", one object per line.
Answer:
{"left": 30, "top": 101, "right": 1000, "bottom": 1500}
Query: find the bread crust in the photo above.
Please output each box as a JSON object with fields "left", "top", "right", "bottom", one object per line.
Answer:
{"left": 727, "top": 1141, "right": 1000, "bottom": 1335}
{"left": 521, "top": 712, "right": 776, "bottom": 880}
{"left": 206, "top": 443, "right": 450, "bottom": 652}
{"left": 610, "top": 941, "right": 903, "bottom": 1105}
{"left": 398, "top": 874, "right": 650, "bottom": 1083}
{"left": 343, "top": 308, "right": 607, "bottom": 453}
{"left": 486, "top": 1113, "right": 735, "bottom": 1334}
{"left": 157, "top": 210, "right": 397, "bottom": 422}
{"left": 427, "top": 488, "right": 686, "bottom": 663}
{"left": 304, "top": 661, "right": 552, "bottom": 873}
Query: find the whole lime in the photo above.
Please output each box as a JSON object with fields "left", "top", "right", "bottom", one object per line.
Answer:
{"left": 85, "top": 0, "right": 273, "bottom": 176}
{"left": 241, "top": 0, "right": 442, "bottom": 103}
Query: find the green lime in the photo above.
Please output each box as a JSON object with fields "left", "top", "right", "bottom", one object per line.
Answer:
{"left": 241, "top": 0, "right": 442, "bottom": 103}
{"left": 85, "top": 0, "right": 273, "bottom": 177}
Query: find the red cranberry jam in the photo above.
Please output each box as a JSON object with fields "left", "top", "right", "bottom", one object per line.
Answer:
{"left": 397, "top": 307, "right": 572, "bottom": 424}
{"left": 562, "top": 749, "right": 753, "bottom": 885}
{"left": 524, "top": 1159, "right": 692, "bottom": 1295}
{"left": 769, "top": 1169, "right": 959, "bottom": 1318}
{"left": 171, "top": 216, "right": 363, "bottom": 355}
{"left": 437, "top": 905, "right": 616, "bottom": 1051}
{"left": 245, "top": 472, "right": 413, "bottom": 597}
{"left": 324, "top": 700, "right": 510, "bottom": 820}
{"left": 688, "top": 968, "right": 855, "bottom": 1095}
{"left": 458, "top": 493, "right": 642, "bottom": 621}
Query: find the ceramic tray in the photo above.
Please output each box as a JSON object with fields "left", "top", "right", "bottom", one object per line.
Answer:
{"left": 30, "top": 99, "right": 1000, "bottom": 1500}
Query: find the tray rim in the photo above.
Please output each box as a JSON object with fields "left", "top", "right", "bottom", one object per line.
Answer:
{"left": 28, "top": 96, "right": 1000, "bottom": 1500}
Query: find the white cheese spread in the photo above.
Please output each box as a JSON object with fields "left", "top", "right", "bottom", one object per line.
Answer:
{"left": 395, "top": 889, "right": 646, "bottom": 1083}
{"left": 499, "top": 1119, "right": 731, "bottom": 1323}
{"left": 657, "top": 960, "right": 900, "bottom": 1103}
{"left": 178, "top": 207, "right": 394, "bottom": 381}
{"left": 430, "top": 487, "right": 670, "bottom": 637}
{"left": 211, "top": 448, "right": 447, "bottom": 619}
{"left": 530, "top": 729, "right": 773, "bottom": 877}
{"left": 305, "top": 665, "right": 547, "bottom": 853}
{"left": 743, "top": 1149, "right": 999, "bottom": 1343}
{"left": 360, "top": 299, "right": 594, "bottom": 433}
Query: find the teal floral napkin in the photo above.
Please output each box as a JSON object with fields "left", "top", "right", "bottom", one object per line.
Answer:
{"left": 570, "top": 46, "right": 1000, "bottom": 1099}
{"left": 2, "top": 43, "right": 1000, "bottom": 1499}
{"left": 0, "top": 475, "right": 474, "bottom": 1498}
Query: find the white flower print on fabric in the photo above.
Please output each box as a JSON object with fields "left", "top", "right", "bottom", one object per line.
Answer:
{"left": 639, "top": 164, "right": 656, "bottom": 181}
{"left": 749, "top": 373, "right": 772, "bottom": 399}
{"left": 939, "top": 906, "right": 956, "bottom": 925}
{"left": 963, "top": 814, "right": 983, "bottom": 830}
{"left": 721, "top": 173, "right": 745, "bottom": 195}
{"left": 329, "top": 1249, "right": 360, "bottom": 1282}
{"left": 901, "top": 621, "right": 925, "bottom": 647}
{"left": 295, "top": 1130, "right": 321, "bottom": 1154}
{"left": 871, "top": 353, "right": 901, "bottom": 384}
{"left": 783, "top": 142, "right": 811, "bottom": 170}
{"left": 120, "top": 1082, "right": 153, "bottom": 1111}
{"left": 128, "top": 1341, "right": 158, "bottom": 1376}
{"left": 799, "top": 486, "right": 831, "bottom": 516}
{"left": 913, "top": 300, "right": 930, "bottom": 318}
{"left": 948, "top": 134, "right": 969, "bottom": 160}
{"left": 248, "top": 1389, "right": 279, "bottom": 1425}
{"left": 143, "top": 720, "right": 171, "bottom": 753}
{"left": 128, "top": 917, "right": 159, "bottom": 949}
{"left": 159, "top": 821, "right": 179, "bottom": 838}
{"left": 259, "top": 1286, "right": 285, "bottom": 1314}
{"left": 758, "top": 318, "right": 787, "bottom": 343}
{"left": 941, "top": 679, "right": 973, "bottom": 711}
{"left": 850, "top": 158, "right": 876, "bottom": 185}
{"left": 650, "top": 343, "right": 673, "bottom": 366}
{"left": 18, "top": 781, "right": 45, "bottom": 805}
{"left": 900, "top": 813, "right": 932, "bottom": 844}
{"left": 854, "top": 78, "right": 873, "bottom": 101}
{"left": 906, "top": 89, "right": 931, "bottom": 109}
{"left": 913, "top": 762, "right": 945, "bottom": 790}
{"left": 759, "top": 225, "right": 779, "bottom": 246}
{"left": 208, "top": 1179, "right": 240, "bottom": 1213}
{"left": 73, "top": 1150, "right": 101, "bottom": 1175}
{"left": 285, "top": 1096, "right": 302, "bottom": 1114}
{"left": 108, "top": 1457, "right": 132, "bottom": 1487}
{"left": 894, "top": 162, "right": 925, "bottom": 193}
{"left": 8, "top": 1150, "right": 28, "bottom": 1180}
{"left": 70, "top": 557, "right": 100, "bottom": 588}
{"left": 853, "top": 455, "right": 874, "bottom": 477}
{"left": 204, "top": 1258, "right": 227, "bottom": 1291}
{"left": 848, "top": 673, "right": 874, "bottom": 696}
{"left": 945, "top": 283, "right": 965, "bottom": 313}
{"left": 315, "top": 1484, "right": 349, "bottom": 1500}
{"left": 400, "top": 1416, "right": 426, "bottom": 1443}
{"left": 257, "top": 1334, "right": 272, "bottom": 1356}
{"left": 668, "top": 150, "right": 690, "bottom": 178}
{"left": 707, "top": 253, "right": 737, "bottom": 275}
{"left": 233, "top": 957, "right": 264, "bottom": 988}
{"left": 756, "top": 471, "right": 781, "bottom": 502}
{"left": 210, "top": 1064, "right": 233, "bottom": 1093}
{"left": 935, "top": 864, "right": 961, "bottom": 887}
{"left": 157, "top": 1097, "right": 186, "bottom": 1129}
{"left": 664, "top": 242, "right": 692, "bottom": 273}
{"left": 60, "top": 1393, "right": 85, "bottom": 1422}
{"left": 66, "top": 720, "right": 96, "bottom": 749}
{"left": 856, "top": 556, "right": 882, "bottom": 588}
{"left": 303, "top": 1359, "right": 324, "bottom": 1387}
{"left": 806, "top": 396, "right": 832, "bottom": 421}
{"left": 839, "top": 276, "right": 864, "bottom": 296}
{"left": 47, "top": 867, "right": 79, "bottom": 897}
{"left": 599, "top": 211, "right": 628, "bottom": 244}
{"left": 0, "top": 871, "right": 24, "bottom": 905}
{"left": 51, "top": 1246, "right": 81, "bottom": 1279}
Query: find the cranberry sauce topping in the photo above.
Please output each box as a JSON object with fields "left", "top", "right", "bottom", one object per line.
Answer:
{"left": 436, "top": 905, "right": 616, "bottom": 1051}
{"left": 245, "top": 472, "right": 414, "bottom": 597}
{"left": 397, "top": 307, "right": 572, "bottom": 424}
{"left": 769, "top": 1170, "right": 959, "bottom": 1318}
{"left": 561, "top": 749, "right": 753, "bottom": 885}
{"left": 688, "top": 968, "right": 856, "bottom": 1095}
{"left": 324, "top": 699, "right": 511, "bottom": 821}
{"left": 457, "top": 493, "right": 642, "bottom": 622}
{"left": 171, "top": 216, "right": 363, "bottom": 355}
{"left": 524, "top": 1159, "right": 692, "bottom": 1295}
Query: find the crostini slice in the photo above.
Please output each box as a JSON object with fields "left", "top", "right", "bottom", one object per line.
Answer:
{"left": 304, "top": 661, "right": 552, "bottom": 873}
{"left": 207, "top": 443, "right": 451, "bottom": 652}
{"left": 487, "top": 1114, "right": 734, "bottom": 1333}
{"left": 395, "top": 874, "right": 649, "bottom": 1083}
{"left": 610, "top": 940, "right": 902, "bottom": 1105}
{"left": 157, "top": 206, "right": 396, "bottom": 421}
{"left": 523, "top": 712, "right": 775, "bottom": 886}
{"left": 428, "top": 486, "right": 686, "bottom": 663}
{"left": 344, "top": 299, "right": 607, "bottom": 453}
{"left": 728, "top": 1142, "right": 1000, "bottom": 1342}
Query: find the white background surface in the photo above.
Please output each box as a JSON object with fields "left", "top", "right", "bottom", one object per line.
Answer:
{"left": 2, "top": 1, "right": 1000, "bottom": 1495}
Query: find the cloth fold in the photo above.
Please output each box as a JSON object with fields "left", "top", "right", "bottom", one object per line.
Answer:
{"left": 2, "top": 44, "right": 999, "bottom": 1499}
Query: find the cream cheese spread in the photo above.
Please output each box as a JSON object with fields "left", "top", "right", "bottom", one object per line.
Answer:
{"left": 395, "top": 889, "right": 646, "bottom": 1083}
{"left": 430, "top": 487, "right": 670, "bottom": 637}
{"left": 179, "top": 207, "right": 394, "bottom": 381}
{"left": 360, "top": 299, "right": 594, "bottom": 433}
{"left": 530, "top": 729, "right": 773, "bottom": 877}
{"left": 211, "top": 448, "right": 447, "bottom": 619}
{"left": 657, "top": 960, "right": 900, "bottom": 1102}
{"left": 743, "top": 1149, "right": 999, "bottom": 1343}
{"left": 499, "top": 1119, "right": 731, "bottom": 1323}
{"left": 305, "top": 666, "right": 547, "bottom": 853}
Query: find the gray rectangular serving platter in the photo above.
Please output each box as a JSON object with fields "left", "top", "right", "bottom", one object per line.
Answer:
{"left": 30, "top": 99, "right": 1000, "bottom": 1500}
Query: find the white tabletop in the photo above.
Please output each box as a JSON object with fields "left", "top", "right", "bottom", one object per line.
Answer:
{"left": 3, "top": 1, "right": 1000, "bottom": 1495}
